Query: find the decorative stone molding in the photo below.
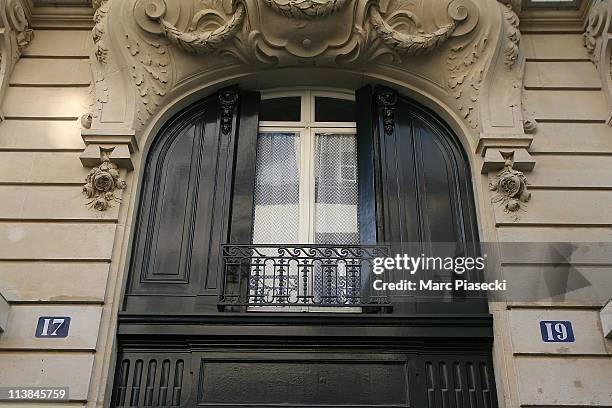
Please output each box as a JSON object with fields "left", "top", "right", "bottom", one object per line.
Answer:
{"left": 263, "top": 0, "right": 351, "bottom": 20}
{"left": 80, "top": 129, "right": 137, "bottom": 170}
{"left": 487, "top": 150, "right": 532, "bottom": 220}
{"left": 82, "top": 151, "right": 128, "bottom": 211}
{"left": 584, "top": 0, "right": 612, "bottom": 125}
{"left": 86, "top": 0, "right": 535, "bottom": 174}
{"left": 370, "top": 0, "right": 471, "bottom": 56}
{"left": 80, "top": 129, "right": 135, "bottom": 211}
{"left": 501, "top": 2, "right": 520, "bottom": 68}
{"left": 0, "top": 0, "right": 33, "bottom": 119}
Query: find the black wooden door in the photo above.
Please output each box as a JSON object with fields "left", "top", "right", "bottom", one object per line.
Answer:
{"left": 123, "top": 88, "right": 260, "bottom": 314}
{"left": 356, "top": 86, "right": 485, "bottom": 314}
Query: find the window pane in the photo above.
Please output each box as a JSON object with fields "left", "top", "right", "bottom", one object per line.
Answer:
{"left": 259, "top": 97, "right": 302, "bottom": 122}
{"left": 314, "top": 97, "right": 356, "bottom": 122}
{"left": 314, "top": 134, "right": 359, "bottom": 245}
{"left": 252, "top": 133, "right": 301, "bottom": 244}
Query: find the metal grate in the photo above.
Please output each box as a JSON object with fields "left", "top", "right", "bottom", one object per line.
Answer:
{"left": 218, "top": 244, "right": 390, "bottom": 309}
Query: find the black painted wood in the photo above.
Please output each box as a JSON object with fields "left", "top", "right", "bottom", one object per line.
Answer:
{"left": 355, "top": 86, "right": 486, "bottom": 314}
{"left": 111, "top": 336, "right": 497, "bottom": 408}
{"left": 124, "top": 88, "right": 260, "bottom": 314}
{"left": 114, "top": 85, "right": 497, "bottom": 408}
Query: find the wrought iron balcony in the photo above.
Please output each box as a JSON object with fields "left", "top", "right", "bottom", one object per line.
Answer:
{"left": 219, "top": 244, "right": 391, "bottom": 310}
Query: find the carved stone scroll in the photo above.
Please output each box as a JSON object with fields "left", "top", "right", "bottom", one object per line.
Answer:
{"left": 138, "top": 0, "right": 245, "bottom": 54}
{"left": 369, "top": 0, "right": 470, "bottom": 56}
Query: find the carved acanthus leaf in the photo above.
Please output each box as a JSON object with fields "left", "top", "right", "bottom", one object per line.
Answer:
{"left": 447, "top": 33, "right": 488, "bottom": 129}
{"left": 92, "top": 0, "right": 110, "bottom": 63}
{"left": 263, "top": 0, "right": 351, "bottom": 20}
{"left": 501, "top": 3, "right": 520, "bottom": 68}
{"left": 125, "top": 33, "right": 170, "bottom": 127}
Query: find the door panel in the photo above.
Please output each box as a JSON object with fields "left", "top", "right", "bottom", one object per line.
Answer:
{"left": 124, "top": 89, "right": 261, "bottom": 314}
{"left": 355, "top": 86, "right": 485, "bottom": 314}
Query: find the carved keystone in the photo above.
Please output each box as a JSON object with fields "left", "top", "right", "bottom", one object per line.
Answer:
{"left": 80, "top": 130, "right": 138, "bottom": 171}
{"left": 481, "top": 147, "right": 535, "bottom": 174}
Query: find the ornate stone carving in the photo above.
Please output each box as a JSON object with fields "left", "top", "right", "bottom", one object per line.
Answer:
{"left": 0, "top": 0, "right": 33, "bottom": 119}
{"left": 83, "top": 153, "right": 127, "bottom": 211}
{"left": 263, "top": 0, "right": 351, "bottom": 20}
{"left": 219, "top": 89, "right": 239, "bottom": 135}
{"left": 86, "top": 0, "right": 529, "bottom": 155}
{"left": 369, "top": 0, "right": 467, "bottom": 56}
{"left": 447, "top": 32, "right": 488, "bottom": 129}
{"left": 489, "top": 151, "right": 531, "bottom": 220}
{"left": 584, "top": 0, "right": 612, "bottom": 124}
{"left": 125, "top": 32, "right": 170, "bottom": 127}
{"left": 377, "top": 89, "right": 398, "bottom": 136}
{"left": 92, "top": 0, "right": 110, "bottom": 63}
{"left": 143, "top": 0, "right": 246, "bottom": 54}
{"left": 501, "top": 2, "right": 520, "bottom": 68}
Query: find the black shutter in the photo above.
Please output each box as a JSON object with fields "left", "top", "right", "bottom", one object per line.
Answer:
{"left": 355, "top": 85, "right": 485, "bottom": 314}
{"left": 124, "top": 88, "right": 260, "bottom": 315}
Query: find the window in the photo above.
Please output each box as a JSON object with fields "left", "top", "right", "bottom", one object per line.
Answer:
{"left": 250, "top": 90, "right": 361, "bottom": 308}
{"left": 252, "top": 90, "right": 359, "bottom": 246}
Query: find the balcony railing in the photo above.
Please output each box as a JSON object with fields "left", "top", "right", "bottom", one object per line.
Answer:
{"left": 218, "top": 244, "right": 391, "bottom": 310}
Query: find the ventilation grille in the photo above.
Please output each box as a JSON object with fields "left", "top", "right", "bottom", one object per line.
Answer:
{"left": 112, "top": 354, "right": 187, "bottom": 407}
{"left": 422, "top": 358, "right": 496, "bottom": 408}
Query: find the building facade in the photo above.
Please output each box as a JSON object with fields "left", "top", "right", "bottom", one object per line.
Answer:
{"left": 0, "top": 0, "right": 611, "bottom": 407}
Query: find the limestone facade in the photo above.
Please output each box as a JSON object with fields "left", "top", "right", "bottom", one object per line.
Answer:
{"left": 0, "top": 0, "right": 611, "bottom": 406}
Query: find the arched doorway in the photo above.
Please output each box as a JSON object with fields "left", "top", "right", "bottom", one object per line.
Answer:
{"left": 112, "top": 85, "right": 497, "bottom": 408}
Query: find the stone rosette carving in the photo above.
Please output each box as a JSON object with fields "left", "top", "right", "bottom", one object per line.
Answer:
{"left": 83, "top": 155, "right": 127, "bottom": 211}
{"left": 489, "top": 153, "right": 531, "bottom": 219}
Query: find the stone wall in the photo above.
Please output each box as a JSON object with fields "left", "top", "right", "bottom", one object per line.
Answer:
{"left": 0, "top": 1, "right": 611, "bottom": 407}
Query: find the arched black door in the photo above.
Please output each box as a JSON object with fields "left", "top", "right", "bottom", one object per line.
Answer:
{"left": 113, "top": 86, "right": 497, "bottom": 408}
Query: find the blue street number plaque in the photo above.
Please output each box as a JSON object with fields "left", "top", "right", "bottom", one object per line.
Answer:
{"left": 540, "top": 320, "right": 575, "bottom": 343}
{"left": 35, "top": 317, "right": 71, "bottom": 338}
